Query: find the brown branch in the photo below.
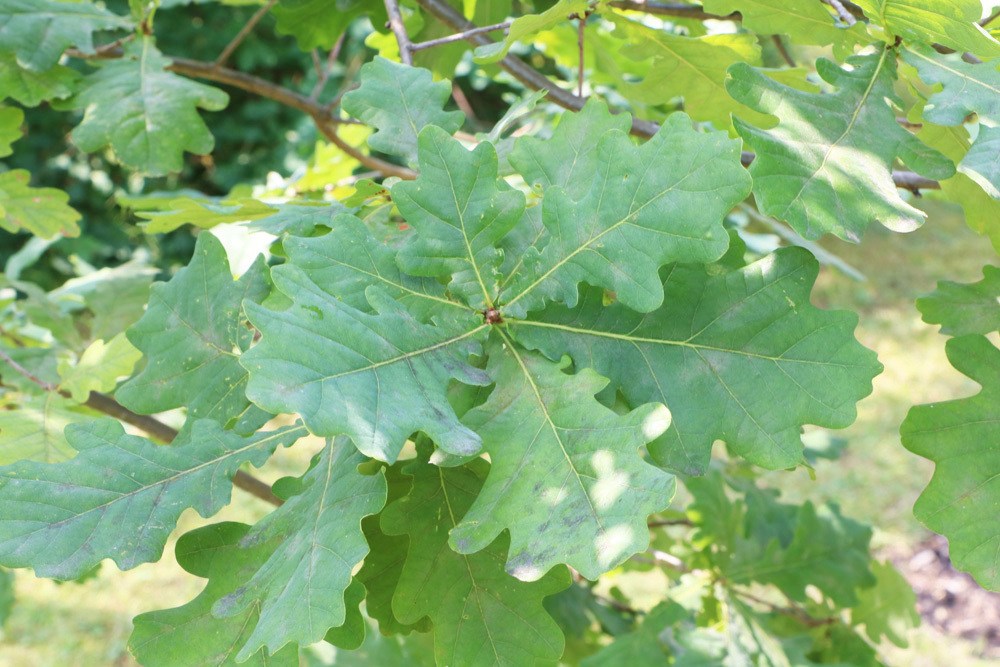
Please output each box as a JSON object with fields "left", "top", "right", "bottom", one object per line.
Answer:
{"left": 648, "top": 518, "right": 694, "bottom": 528}
{"left": 823, "top": 0, "right": 858, "bottom": 26}
{"left": 415, "top": 0, "right": 940, "bottom": 192}
{"left": 731, "top": 587, "right": 837, "bottom": 628}
{"left": 577, "top": 15, "right": 586, "bottom": 97}
{"left": 0, "top": 349, "right": 283, "bottom": 506}
{"left": 215, "top": 0, "right": 277, "bottom": 67}
{"left": 384, "top": 0, "right": 414, "bottom": 65}
{"left": 982, "top": 8, "right": 1000, "bottom": 27}
{"left": 771, "top": 34, "right": 796, "bottom": 67}
{"left": 410, "top": 21, "right": 511, "bottom": 52}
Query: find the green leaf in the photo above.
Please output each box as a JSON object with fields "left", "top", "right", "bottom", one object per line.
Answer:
{"left": 281, "top": 213, "right": 466, "bottom": 322}
{"left": 903, "top": 46, "right": 1000, "bottom": 127}
{"left": 610, "top": 16, "right": 762, "bottom": 128}
{"left": 117, "top": 233, "right": 269, "bottom": 425}
{"left": 917, "top": 265, "right": 1000, "bottom": 335}
{"left": 580, "top": 601, "right": 686, "bottom": 666}
{"left": 499, "top": 112, "right": 750, "bottom": 316}
{"left": 272, "top": 0, "right": 374, "bottom": 50}
{"left": 452, "top": 339, "right": 673, "bottom": 581}
{"left": 701, "top": 0, "right": 865, "bottom": 48}
{"left": 512, "top": 248, "right": 880, "bottom": 473}
{"left": 728, "top": 50, "right": 954, "bottom": 242}
{"left": 958, "top": 124, "right": 1000, "bottom": 199}
{"left": 383, "top": 457, "right": 569, "bottom": 666}
{"left": 57, "top": 332, "right": 142, "bottom": 402}
{"left": 242, "top": 264, "right": 490, "bottom": 462}
{"left": 0, "top": 169, "right": 81, "bottom": 238}
{"left": 473, "top": 0, "right": 588, "bottom": 64}
{"left": 129, "top": 522, "right": 300, "bottom": 667}
{"left": 0, "top": 0, "right": 131, "bottom": 71}
{"left": 0, "top": 418, "right": 304, "bottom": 580}
{"left": 66, "top": 37, "right": 229, "bottom": 176}
{"left": 0, "top": 104, "right": 21, "bottom": 157}
{"left": 852, "top": 560, "right": 919, "bottom": 648}
{"left": 0, "top": 392, "right": 92, "bottom": 464}
{"left": 729, "top": 501, "right": 874, "bottom": 606}
{"left": 853, "top": 0, "right": 1000, "bottom": 58}
{"left": 136, "top": 197, "right": 275, "bottom": 234}
{"left": 392, "top": 126, "right": 525, "bottom": 309}
{"left": 0, "top": 52, "right": 78, "bottom": 106}
{"left": 508, "top": 97, "right": 631, "bottom": 199}
{"left": 901, "top": 335, "right": 1000, "bottom": 590}
{"left": 211, "top": 438, "right": 386, "bottom": 659}
{"left": 341, "top": 57, "right": 464, "bottom": 168}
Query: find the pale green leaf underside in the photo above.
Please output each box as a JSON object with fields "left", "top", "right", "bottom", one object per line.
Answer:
{"left": 57, "top": 332, "right": 142, "bottom": 402}
{"left": 242, "top": 265, "right": 490, "bottom": 462}
{"left": 0, "top": 393, "right": 91, "bottom": 465}
{"left": 0, "top": 418, "right": 304, "bottom": 580}
{"left": 917, "top": 264, "right": 1000, "bottom": 335}
{"left": 959, "top": 124, "right": 1000, "bottom": 199}
{"left": 513, "top": 247, "right": 881, "bottom": 474}
{"left": 384, "top": 458, "right": 568, "bottom": 666}
{"left": 729, "top": 51, "right": 954, "bottom": 242}
{"left": 453, "top": 339, "right": 673, "bottom": 581}
{"left": 136, "top": 197, "right": 275, "bottom": 233}
{"left": 500, "top": 112, "right": 750, "bottom": 315}
{"left": 474, "top": 0, "right": 588, "bottom": 64}
{"left": 854, "top": 0, "right": 1000, "bottom": 58}
{"left": 0, "top": 0, "right": 131, "bottom": 71}
{"left": 342, "top": 57, "right": 463, "bottom": 168}
{"left": 393, "top": 126, "right": 525, "bottom": 309}
{"left": 213, "top": 438, "right": 386, "bottom": 660}
{"left": 702, "top": 0, "right": 864, "bottom": 47}
{"left": 129, "top": 522, "right": 300, "bottom": 667}
{"left": 67, "top": 37, "right": 229, "bottom": 176}
{"left": 901, "top": 335, "right": 1000, "bottom": 590}
{"left": 117, "top": 232, "right": 269, "bottom": 425}
{"left": 0, "top": 169, "right": 81, "bottom": 238}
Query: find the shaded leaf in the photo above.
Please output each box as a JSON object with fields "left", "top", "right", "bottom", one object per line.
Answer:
{"left": 901, "top": 335, "right": 1000, "bottom": 590}
{"left": 917, "top": 265, "right": 1000, "bottom": 335}
{"left": 0, "top": 392, "right": 92, "bottom": 464}
{"left": 499, "top": 112, "right": 750, "bottom": 315}
{"left": 57, "top": 333, "right": 142, "bottom": 402}
{"left": 242, "top": 264, "right": 490, "bottom": 462}
{"left": 728, "top": 51, "right": 954, "bottom": 241}
{"left": 66, "top": 37, "right": 229, "bottom": 176}
{"left": 393, "top": 126, "right": 525, "bottom": 309}
{"left": 213, "top": 438, "right": 386, "bottom": 659}
{"left": 852, "top": 560, "right": 919, "bottom": 648}
{"left": 342, "top": 57, "right": 464, "bottom": 168}
{"left": 129, "top": 522, "right": 299, "bottom": 667}
{"left": 474, "top": 0, "right": 588, "bottom": 63}
{"left": 0, "top": 0, "right": 131, "bottom": 71}
{"left": 117, "top": 232, "right": 269, "bottom": 426}
{"left": 384, "top": 457, "right": 569, "bottom": 666}
{"left": 512, "top": 248, "right": 880, "bottom": 473}
{"left": 0, "top": 418, "right": 304, "bottom": 579}
{"left": 0, "top": 104, "right": 20, "bottom": 157}
{"left": 453, "top": 339, "right": 673, "bottom": 581}
{"left": 272, "top": 0, "right": 374, "bottom": 50}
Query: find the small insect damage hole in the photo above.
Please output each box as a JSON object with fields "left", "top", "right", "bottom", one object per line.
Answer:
{"left": 483, "top": 307, "right": 503, "bottom": 324}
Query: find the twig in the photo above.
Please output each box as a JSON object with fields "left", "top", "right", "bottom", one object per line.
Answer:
{"left": 823, "top": 0, "right": 858, "bottom": 25}
{"left": 648, "top": 518, "right": 694, "bottom": 528}
{"left": 0, "top": 349, "right": 284, "bottom": 506}
{"left": 982, "top": 8, "right": 1000, "bottom": 27}
{"left": 731, "top": 587, "right": 837, "bottom": 628}
{"left": 311, "top": 35, "right": 345, "bottom": 100}
{"left": 215, "top": 0, "right": 277, "bottom": 67}
{"left": 384, "top": 0, "right": 414, "bottom": 65}
{"left": 415, "top": 0, "right": 941, "bottom": 192}
{"left": 410, "top": 21, "right": 512, "bottom": 52}
{"left": 577, "top": 14, "right": 586, "bottom": 98}
{"left": 771, "top": 34, "right": 795, "bottom": 67}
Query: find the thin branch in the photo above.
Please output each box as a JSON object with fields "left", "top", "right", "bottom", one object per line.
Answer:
{"left": 310, "top": 35, "right": 345, "bottom": 100}
{"left": 415, "top": 0, "right": 940, "bottom": 192}
{"left": 410, "top": 21, "right": 511, "bottom": 53}
{"left": 648, "top": 517, "right": 694, "bottom": 528}
{"left": 823, "top": 0, "right": 859, "bottom": 25}
{"left": 215, "top": 0, "right": 277, "bottom": 67}
{"left": 982, "top": 8, "right": 1000, "bottom": 27}
{"left": 577, "top": 15, "right": 586, "bottom": 98}
{"left": 771, "top": 34, "right": 795, "bottom": 67}
{"left": 384, "top": 0, "right": 414, "bottom": 65}
{"left": 0, "top": 349, "right": 283, "bottom": 506}
{"left": 731, "top": 587, "right": 837, "bottom": 628}
{"left": 315, "top": 116, "right": 417, "bottom": 179}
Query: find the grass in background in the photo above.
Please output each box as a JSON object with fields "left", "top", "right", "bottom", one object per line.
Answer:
{"left": 1, "top": 201, "right": 997, "bottom": 666}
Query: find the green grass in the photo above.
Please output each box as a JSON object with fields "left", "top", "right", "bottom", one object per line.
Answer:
{"left": 0, "top": 200, "right": 996, "bottom": 665}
